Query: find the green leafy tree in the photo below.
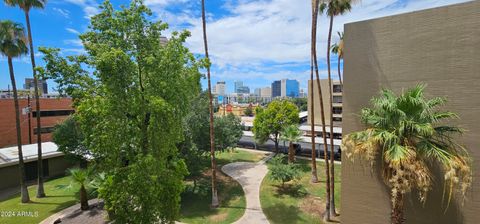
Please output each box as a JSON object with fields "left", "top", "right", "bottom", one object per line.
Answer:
{"left": 244, "top": 106, "right": 253, "bottom": 116}
{"left": 52, "top": 116, "right": 90, "bottom": 168}
{"left": 253, "top": 100, "right": 299, "bottom": 153}
{"left": 214, "top": 113, "right": 244, "bottom": 151}
{"left": 179, "top": 92, "right": 210, "bottom": 188}
{"left": 0, "top": 20, "right": 30, "bottom": 203}
{"left": 280, "top": 125, "right": 302, "bottom": 163}
{"left": 269, "top": 154, "right": 300, "bottom": 188}
{"left": 342, "top": 85, "right": 472, "bottom": 224}
{"left": 290, "top": 98, "right": 308, "bottom": 111}
{"left": 39, "top": 1, "right": 200, "bottom": 222}
{"left": 5, "top": 0, "right": 48, "bottom": 198}
{"left": 68, "top": 168, "right": 90, "bottom": 210}
{"left": 320, "top": 0, "right": 358, "bottom": 218}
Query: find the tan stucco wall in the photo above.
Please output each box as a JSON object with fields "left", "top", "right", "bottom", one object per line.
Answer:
{"left": 342, "top": 1, "right": 480, "bottom": 224}
{"left": 308, "top": 79, "right": 341, "bottom": 126}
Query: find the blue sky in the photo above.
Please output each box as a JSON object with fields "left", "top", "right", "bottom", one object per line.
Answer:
{"left": 0, "top": 0, "right": 471, "bottom": 94}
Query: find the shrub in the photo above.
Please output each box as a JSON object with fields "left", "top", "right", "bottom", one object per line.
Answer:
{"left": 268, "top": 154, "right": 300, "bottom": 188}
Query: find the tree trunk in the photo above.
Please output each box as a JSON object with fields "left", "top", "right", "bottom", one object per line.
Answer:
{"left": 391, "top": 191, "right": 405, "bottom": 224}
{"left": 312, "top": 1, "right": 331, "bottom": 221}
{"left": 288, "top": 142, "right": 294, "bottom": 163}
{"left": 309, "top": 1, "right": 318, "bottom": 184}
{"left": 202, "top": 0, "right": 219, "bottom": 208}
{"left": 337, "top": 55, "right": 342, "bottom": 86}
{"left": 8, "top": 57, "right": 30, "bottom": 203}
{"left": 274, "top": 137, "right": 279, "bottom": 154}
{"left": 80, "top": 185, "right": 89, "bottom": 210}
{"left": 25, "top": 11, "right": 45, "bottom": 198}
{"left": 326, "top": 14, "right": 338, "bottom": 217}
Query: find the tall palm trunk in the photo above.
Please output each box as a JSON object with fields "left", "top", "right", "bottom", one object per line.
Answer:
{"left": 288, "top": 142, "right": 294, "bottom": 163}
{"left": 24, "top": 11, "right": 45, "bottom": 198}
{"left": 391, "top": 190, "right": 405, "bottom": 224}
{"left": 8, "top": 57, "right": 30, "bottom": 203}
{"left": 309, "top": 3, "right": 318, "bottom": 183}
{"left": 326, "top": 14, "right": 338, "bottom": 217}
{"left": 337, "top": 55, "right": 342, "bottom": 86}
{"left": 201, "top": 0, "right": 219, "bottom": 208}
{"left": 312, "top": 0, "right": 331, "bottom": 221}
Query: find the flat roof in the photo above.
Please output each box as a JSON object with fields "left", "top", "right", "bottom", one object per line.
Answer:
{"left": 0, "top": 142, "right": 63, "bottom": 168}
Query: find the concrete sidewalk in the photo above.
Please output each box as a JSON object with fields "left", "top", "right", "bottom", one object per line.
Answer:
{"left": 221, "top": 153, "right": 274, "bottom": 224}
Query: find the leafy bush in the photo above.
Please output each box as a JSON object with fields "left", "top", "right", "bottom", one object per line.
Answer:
{"left": 268, "top": 154, "right": 300, "bottom": 188}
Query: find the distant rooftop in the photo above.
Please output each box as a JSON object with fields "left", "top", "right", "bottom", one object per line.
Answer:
{"left": 0, "top": 142, "right": 63, "bottom": 168}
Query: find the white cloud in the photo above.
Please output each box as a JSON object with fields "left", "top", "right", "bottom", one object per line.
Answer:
{"left": 52, "top": 7, "right": 70, "bottom": 18}
{"left": 66, "top": 28, "right": 81, "bottom": 35}
{"left": 62, "top": 48, "right": 86, "bottom": 55}
{"left": 64, "top": 39, "right": 83, "bottom": 47}
{"left": 64, "top": 0, "right": 99, "bottom": 19}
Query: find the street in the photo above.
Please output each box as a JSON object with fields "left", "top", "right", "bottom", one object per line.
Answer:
{"left": 238, "top": 136, "right": 341, "bottom": 161}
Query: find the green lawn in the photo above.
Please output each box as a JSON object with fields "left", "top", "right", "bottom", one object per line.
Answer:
{"left": 179, "top": 148, "right": 268, "bottom": 224}
{"left": 0, "top": 176, "right": 80, "bottom": 224}
{"left": 260, "top": 158, "right": 341, "bottom": 224}
{"left": 0, "top": 149, "right": 267, "bottom": 224}
{"left": 216, "top": 148, "right": 268, "bottom": 166}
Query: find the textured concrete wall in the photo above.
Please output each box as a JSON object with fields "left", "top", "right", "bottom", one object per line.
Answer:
{"left": 0, "top": 98, "right": 73, "bottom": 147}
{"left": 342, "top": 1, "right": 480, "bottom": 224}
{"left": 308, "top": 79, "right": 342, "bottom": 127}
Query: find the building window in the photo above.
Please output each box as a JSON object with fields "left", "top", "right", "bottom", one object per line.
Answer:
{"left": 333, "top": 96, "right": 342, "bottom": 103}
{"left": 333, "top": 107, "right": 342, "bottom": 114}
{"left": 333, "top": 85, "right": 342, "bottom": 93}
{"left": 333, "top": 117, "right": 342, "bottom": 122}
{"left": 34, "top": 126, "right": 55, "bottom": 134}
{"left": 32, "top": 109, "right": 74, "bottom": 117}
{"left": 333, "top": 133, "right": 342, "bottom": 139}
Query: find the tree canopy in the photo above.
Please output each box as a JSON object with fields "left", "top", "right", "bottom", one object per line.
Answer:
{"left": 39, "top": 0, "right": 202, "bottom": 222}
{"left": 253, "top": 100, "right": 299, "bottom": 152}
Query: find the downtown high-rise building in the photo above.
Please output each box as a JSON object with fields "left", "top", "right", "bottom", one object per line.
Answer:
{"left": 24, "top": 78, "right": 48, "bottom": 95}
{"left": 271, "top": 80, "right": 281, "bottom": 97}
{"left": 254, "top": 88, "right": 261, "bottom": 96}
{"left": 260, "top": 87, "right": 272, "bottom": 97}
{"left": 234, "top": 81, "right": 243, "bottom": 93}
{"left": 213, "top": 81, "right": 226, "bottom": 96}
{"left": 271, "top": 79, "right": 299, "bottom": 98}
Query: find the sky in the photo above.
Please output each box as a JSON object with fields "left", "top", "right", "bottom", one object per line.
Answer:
{"left": 0, "top": 0, "right": 472, "bottom": 94}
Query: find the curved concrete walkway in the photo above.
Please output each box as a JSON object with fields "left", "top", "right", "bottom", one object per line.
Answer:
{"left": 221, "top": 153, "right": 274, "bottom": 224}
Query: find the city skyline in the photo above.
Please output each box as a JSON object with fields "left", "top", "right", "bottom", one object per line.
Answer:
{"left": 0, "top": 0, "right": 471, "bottom": 93}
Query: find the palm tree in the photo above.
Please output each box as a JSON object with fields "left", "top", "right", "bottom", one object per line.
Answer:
{"left": 5, "top": 0, "right": 48, "bottom": 198}
{"left": 0, "top": 20, "right": 30, "bottom": 203}
{"left": 309, "top": 0, "right": 320, "bottom": 184}
{"left": 68, "top": 168, "right": 90, "bottom": 210}
{"left": 312, "top": 0, "right": 331, "bottom": 220}
{"left": 331, "top": 31, "right": 344, "bottom": 85}
{"left": 320, "top": 0, "right": 356, "bottom": 217}
{"left": 280, "top": 125, "right": 302, "bottom": 163}
{"left": 342, "top": 85, "right": 472, "bottom": 224}
{"left": 201, "top": 0, "right": 219, "bottom": 208}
